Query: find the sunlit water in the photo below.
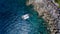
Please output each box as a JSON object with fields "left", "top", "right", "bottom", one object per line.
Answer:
{"left": 0, "top": 0, "right": 50, "bottom": 34}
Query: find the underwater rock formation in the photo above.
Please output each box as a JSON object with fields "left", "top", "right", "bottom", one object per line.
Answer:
{"left": 26, "top": 0, "right": 60, "bottom": 34}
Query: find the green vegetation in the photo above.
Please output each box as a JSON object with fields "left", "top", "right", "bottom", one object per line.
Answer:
{"left": 55, "top": 0, "right": 60, "bottom": 8}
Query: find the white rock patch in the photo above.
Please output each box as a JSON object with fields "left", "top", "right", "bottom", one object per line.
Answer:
{"left": 35, "top": 0, "right": 43, "bottom": 3}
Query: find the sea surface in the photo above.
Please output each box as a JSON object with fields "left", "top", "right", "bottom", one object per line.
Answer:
{"left": 0, "top": 0, "right": 50, "bottom": 34}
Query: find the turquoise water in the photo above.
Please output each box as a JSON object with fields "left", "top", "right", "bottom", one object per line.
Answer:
{"left": 0, "top": 0, "right": 50, "bottom": 34}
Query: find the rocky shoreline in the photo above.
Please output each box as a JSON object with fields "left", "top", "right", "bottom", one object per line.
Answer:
{"left": 26, "top": 0, "right": 60, "bottom": 34}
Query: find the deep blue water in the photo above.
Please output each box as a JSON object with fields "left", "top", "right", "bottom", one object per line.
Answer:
{"left": 0, "top": 0, "right": 50, "bottom": 34}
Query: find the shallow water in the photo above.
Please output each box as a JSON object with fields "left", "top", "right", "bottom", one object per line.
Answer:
{"left": 0, "top": 0, "right": 50, "bottom": 34}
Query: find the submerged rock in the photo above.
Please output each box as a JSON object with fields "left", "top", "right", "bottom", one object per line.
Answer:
{"left": 27, "top": 0, "right": 60, "bottom": 34}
